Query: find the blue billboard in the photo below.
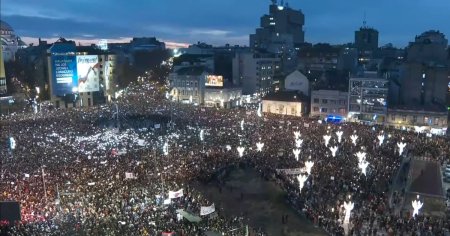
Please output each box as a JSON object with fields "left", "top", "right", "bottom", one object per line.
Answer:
{"left": 51, "top": 55, "right": 78, "bottom": 96}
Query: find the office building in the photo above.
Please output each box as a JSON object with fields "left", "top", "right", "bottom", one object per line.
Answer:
{"left": 311, "top": 90, "right": 348, "bottom": 119}
{"left": 0, "top": 46, "right": 6, "bottom": 94}
{"left": 348, "top": 72, "right": 388, "bottom": 123}
{"left": 232, "top": 52, "right": 280, "bottom": 96}
{"left": 169, "top": 66, "right": 208, "bottom": 105}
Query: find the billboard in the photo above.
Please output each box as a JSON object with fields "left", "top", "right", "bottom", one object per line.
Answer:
{"left": 76, "top": 55, "right": 100, "bottom": 92}
{"left": 205, "top": 75, "right": 223, "bottom": 87}
{"left": 51, "top": 55, "right": 78, "bottom": 96}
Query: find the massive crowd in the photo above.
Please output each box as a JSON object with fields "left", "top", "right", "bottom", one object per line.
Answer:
{"left": 1, "top": 81, "right": 449, "bottom": 236}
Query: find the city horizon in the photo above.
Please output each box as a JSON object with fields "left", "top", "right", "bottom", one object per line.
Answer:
{"left": 2, "top": 0, "right": 450, "bottom": 48}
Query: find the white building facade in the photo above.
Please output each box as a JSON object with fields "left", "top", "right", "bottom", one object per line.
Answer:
{"left": 284, "top": 70, "right": 309, "bottom": 96}
{"left": 169, "top": 67, "right": 207, "bottom": 105}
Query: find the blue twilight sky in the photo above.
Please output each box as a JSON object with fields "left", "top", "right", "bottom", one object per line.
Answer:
{"left": 1, "top": 0, "right": 450, "bottom": 48}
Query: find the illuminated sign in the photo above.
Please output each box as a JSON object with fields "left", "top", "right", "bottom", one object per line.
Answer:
{"left": 77, "top": 55, "right": 100, "bottom": 92}
{"left": 52, "top": 55, "right": 78, "bottom": 96}
{"left": 205, "top": 75, "right": 223, "bottom": 87}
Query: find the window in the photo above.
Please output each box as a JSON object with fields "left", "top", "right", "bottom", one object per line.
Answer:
{"left": 402, "top": 115, "right": 406, "bottom": 122}
{"left": 313, "top": 107, "right": 319, "bottom": 112}
{"left": 291, "top": 107, "right": 295, "bottom": 115}
{"left": 322, "top": 99, "right": 328, "bottom": 104}
{"left": 88, "top": 98, "right": 91, "bottom": 107}
{"left": 321, "top": 108, "right": 328, "bottom": 113}
{"left": 391, "top": 115, "right": 395, "bottom": 121}
{"left": 412, "top": 116, "right": 417, "bottom": 123}
{"left": 424, "top": 116, "right": 429, "bottom": 124}
{"left": 434, "top": 117, "right": 439, "bottom": 125}
{"left": 313, "top": 98, "right": 319, "bottom": 103}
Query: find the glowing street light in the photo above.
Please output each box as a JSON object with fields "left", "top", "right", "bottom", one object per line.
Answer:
{"left": 295, "top": 139, "right": 303, "bottom": 148}
{"left": 343, "top": 200, "right": 354, "bottom": 224}
{"left": 329, "top": 146, "right": 338, "bottom": 157}
{"left": 411, "top": 195, "right": 423, "bottom": 218}
{"left": 350, "top": 134, "right": 358, "bottom": 146}
{"left": 293, "top": 131, "right": 301, "bottom": 140}
{"left": 358, "top": 159, "right": 369, "bottom": 176}
{"left": 256, "top": 142, "right": 264, "bottom": 152}
{"left": 293, "top": 149, "right": 301, "bottom": 161}
{"left": 397, "top": 142, "right": 407, "bottom": 156}
{"left": 377, "top": 134, "right": 385, "bottom": 146}
{"left": 237, "top": 146, "right": 245, "bottom": 157}
{"left": 323, "top": 135, "right": 331, "bottom": 147}
{"left": 336, "top": 131, "right": 344, "bottom": 143}
{"left": 297, "top": 174, "right": 308, "bottom": 191}
{"left": 305, "top": 158, "right": 314, "bottom": 175}
{"left": 355, "top": 151, "right": 366, "bottom": 163}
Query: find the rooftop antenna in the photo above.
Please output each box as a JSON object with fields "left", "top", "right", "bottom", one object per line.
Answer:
{"left": 363, "top": 11, "right": 367, "bottom": 28}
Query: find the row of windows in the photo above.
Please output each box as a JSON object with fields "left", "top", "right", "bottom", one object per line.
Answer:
{"left": 390, "top": 115, "right": 445, "bottom": 125}
{"left": 312, "top": 107, "right": 346, "bottom": 113}
{"left": 179, "top": 90, "right": 198, "bottom": 96}
{"left": 174, "top": 80, "right": 199, "bottom": 87}
{"left": 313, "top": 98, "right": 346, "bottom": 105}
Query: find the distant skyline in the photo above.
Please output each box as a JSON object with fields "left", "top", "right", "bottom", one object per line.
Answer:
{"left": 1, "top": 0, "right": 450, "bottom": 48}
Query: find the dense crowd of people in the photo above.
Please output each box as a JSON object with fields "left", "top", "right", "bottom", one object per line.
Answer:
{"left": 1, "top": 81, "right": 449, "bottom": 235}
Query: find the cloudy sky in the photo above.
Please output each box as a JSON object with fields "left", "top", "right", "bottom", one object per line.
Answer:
{"left": 1, "top": 0, "right": 449, "bottom": 48}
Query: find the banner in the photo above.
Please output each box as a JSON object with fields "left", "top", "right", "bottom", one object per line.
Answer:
{"left": 163, "top": 198, "right": 171, "bottom": 205}
{"left": 200, "top": 203, "right": 215, "bottom": 216}
{"left": 76, "top": 55, "right": 100, "bottom": 92}
{"left": 169, "top": 189, "right": 184, "bottom": 199}
{"left": 276, "top": 168, "right": 305, "bottom": 175}
{"left": 125, "top": 172, "right": 136, "bottom": 179}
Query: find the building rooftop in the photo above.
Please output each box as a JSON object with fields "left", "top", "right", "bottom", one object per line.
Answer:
{"left": 0, "top": 20, "right": 13, "bottom": 32}
{"left": 176, "top": 66, "right": 210, "bottom": 76}
{"left": 262, "top": 91, "right": 308, "bottom": 102}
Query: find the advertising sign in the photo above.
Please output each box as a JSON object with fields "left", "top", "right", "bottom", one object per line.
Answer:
{"left": 52, "top": 55, "right": 77, "bottom": 95}
{"left": 77, "top": 55, "right": 100, "bottom": 92}
{"left": 205, "top": 75, "right": 223, "bottom": 87}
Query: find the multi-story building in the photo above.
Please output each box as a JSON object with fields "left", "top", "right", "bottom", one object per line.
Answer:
{"left": 355, "top": 25, "right": 379, "bottom": 66}
{"left": 348, "top": 72, "right": 388, "bottom": 124}
{"left": 169, "top": 66, "right": 208, "bottom": 105}
{"left": 386, "top": 106, "right": 447, "bottom": 135}
{"left": 232, "top": 52, "right": 280, "bottom": 96}
{"left": 1, "top": 20, "right": 26, "bottom": 62}
{"left": 46, "top": 39, "right": 118, "bottom": 109}
{"left": 310, "top": 90, "right": 348, "bottom": 119}
{"left": 250, "top": 1, "right": 305, "bottom": 50}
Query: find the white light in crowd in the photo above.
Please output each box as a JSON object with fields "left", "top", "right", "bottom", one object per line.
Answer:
{"left": 297, "top": 174, "right": 308, "bottom": 191}
{"left": 226, "top": 145, "right": 232, "bottom": 151}
{"left": 355, "top": 151, "right": 366, "bottom": 163}
{"left": 397, "top": 142, "right": 407, "bottom": 156}
{"left": 189, "top": 95, "right": 193, "bottom": 103}
{"left": 411, "top": 195, "right": 423, "bottom": 218}
{"left": 36, "top": 87, "right": 40, "bottom": 94}
{"left": 358, "top": 159, "right": 369, "bottom": 176}
{"left": 305, "top": 158, "right": 314, "bottom": 175}
{"left": 329, "top": 146, "right": 338, "bottom": 157}
{"left": 165, "top": 92, "right": 170, "bottom": 99}
{"left": 256, "top": 142, "right": 264, "bottom": 152}
{"left": 377, "top": 134, "right": 385, "bottom": 146}
{"left": 237, "top": 146, "right": 245, "bottom": 157}
{"left": 295, "top": 139, "right": 303, "bottom": 148}
{"left": 336, "top": 131, "right": 344, "bottom": 143}
{"left": 293, "top": 131, "right": 301, "bottom": 140}
{"left": 9, "top": 137, "right": 16, "bottom": 150}
{"left": 323, "top": 135, "right": 331, "bottom": 147}
{"left": 72, "top": 87, "right": 78, "bottom": 93}
{"left": 343, "top": 200, "right": 354, "bottom": 224}
{"left": 350, "top": 135, "right": 358, "bottom": 146}
{"left": 257, "top": 103, "right": 262, "bottom": 117}
{"left": 200, "top": 129, "right": 204, "bottom": 142}
{"left": 240, "top": 119, "right": 245, "bottom": 131}
{"left": 293, "top": 149, "right": 301, "bottom": 161}
{"left": 163, "top": 141, "right": 169, "bottom": 156}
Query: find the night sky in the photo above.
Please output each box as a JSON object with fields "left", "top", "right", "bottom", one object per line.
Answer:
{"left": 2, "top": 0, "right": 450, "bottom": 48}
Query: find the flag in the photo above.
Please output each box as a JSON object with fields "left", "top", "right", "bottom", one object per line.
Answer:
{"left": 200, "top": 203, "right": 215, "bottom": 216}
{"left": 168, "top": 189, "right": 184, "bottom": 199}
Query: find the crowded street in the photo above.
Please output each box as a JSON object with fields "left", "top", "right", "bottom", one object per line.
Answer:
{"left": 1, "top": 81, "right": 449, "bottom": 236}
